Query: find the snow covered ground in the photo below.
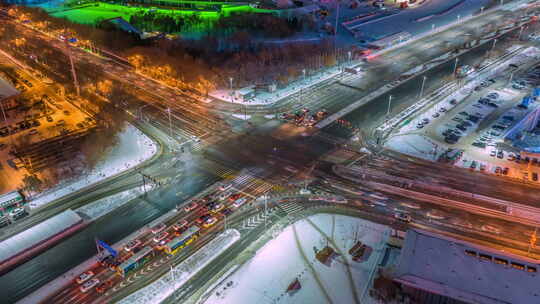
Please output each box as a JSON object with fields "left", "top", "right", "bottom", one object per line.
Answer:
{"left": 209, "top": 66, "right": 342, "bottom": 106}
{"left": 76, "top": 184, "right": 154, "bottom": 220}
{"left": 28, "top": 124, "right": 157, "bottom": 210}
{"left": 202, "top": 214, "right": 390, "bottom": 304}
{"left": 118, "top": 229, "right": 240, "bottom": 304}
{"left": 231, "top": 114, "right": 252, "bottom": 120}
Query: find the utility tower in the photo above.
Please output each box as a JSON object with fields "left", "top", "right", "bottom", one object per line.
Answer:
{"left": 64, "top": 35, "right": 80, "bottom": 96}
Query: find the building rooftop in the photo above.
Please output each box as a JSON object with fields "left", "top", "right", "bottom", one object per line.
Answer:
{"left": 394, "top": 229, "right": 540, "bottom": 304}
{"left": 0, "top": 209, "right": 82, "bottom": 264}
{"left": 0, "top": 77, "right": 19, "bottom": 100}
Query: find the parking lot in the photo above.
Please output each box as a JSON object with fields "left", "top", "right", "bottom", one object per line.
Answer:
{"left": 0, "top": 62, "right": 94, "bottom": 192}
{"left": 386, "top": 45, "right": 540, "bottom": 183}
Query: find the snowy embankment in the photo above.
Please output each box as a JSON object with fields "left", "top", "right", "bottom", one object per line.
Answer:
{"left": 231, "top": 114, "right": 251, "bottom": 120}
{"left": 28, "top": 124, "right": 158, "bottom": 210}
{"left": 76, "top": 184, "right": 154, "bottom": 220}
{"left": 202, "top": 214, "right": 390, "bottom": 304}
{"left": 118, "top": 229, "right": 241, "bottom": 304}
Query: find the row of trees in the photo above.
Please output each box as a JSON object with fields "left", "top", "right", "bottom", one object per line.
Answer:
{"left": 6, "top": 4, "right": 344, "bottom": 88}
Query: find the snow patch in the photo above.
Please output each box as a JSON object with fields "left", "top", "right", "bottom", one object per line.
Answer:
{"left": 28, "top": 124, "right": 157, "bottom": 210}
{"left": 203, "top": 214, "right": 390, "bottom": 304}
{"left": 76, "top": 184, "right": 154, "bottom": 220}
{"left": 118, "top": 229, "right": 240, "bottom": 304}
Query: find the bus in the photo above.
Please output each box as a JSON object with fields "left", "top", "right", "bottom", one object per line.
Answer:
{"left": 116, "top": 246, "right": 154, "bottom": 277}
{"left": 164, "top": 226, "right": 200, "bottom": 256}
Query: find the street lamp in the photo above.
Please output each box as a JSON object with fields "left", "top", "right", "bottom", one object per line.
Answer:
{"left": 386, "top": 95, "right": 392, "bottom": 117}
{"left": 491, "top": 38, "right": 498, "bottom": 53}
{"left": 166, "top": 107, "right": 172, "bottom": 140}
{"left": 419, "top": 76, "right": 427, "bottom": 98}
{"left": 229, "top": 77, "right": 233, "bottom": 104}
{"left": 452, "top": 57, "right": 459, "bottom": 75}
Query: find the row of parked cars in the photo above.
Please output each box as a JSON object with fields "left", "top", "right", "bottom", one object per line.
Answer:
{"left": 512, "top": 64, "right": 540, "bottom": 89}
{"left": 445, "top": 110, "right": 483, "bottom": 144}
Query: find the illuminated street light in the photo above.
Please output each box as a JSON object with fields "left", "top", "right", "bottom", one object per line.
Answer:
{"left": 452, "top": 57, "right": 459, "bottom": 75}
{"left": 166, "top": 107, "right": 172, "bottom": 140}
{"left": 387, "top": 95, "right": 392, "bottom": 117}
{"left": 419, "top": 76, "right": 427, "bottom": 98}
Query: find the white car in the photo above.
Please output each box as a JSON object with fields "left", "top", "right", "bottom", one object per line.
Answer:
{"left": 219, "top": 183, "right": 232, "bottom": 191}
{"left": 76, "top": 271, "right": 94, "bottom": 284}
{"left": 233, "top": 197, "right": 247, "bottom": 208}
{"left": 124, "top": 239, "right": 142, "bottom": 252}
{"left": 394, "top": 212, "right": 411, "bottom": 223}
{"left": 80, "top": 278, "right": 100, "bottom": 293}
{"left": 184, "top": 202, "right": 198, "bottom": 212}
{"left": 153, "top": 231, "right": 169, "bottom": 243}
{"left": 150, "top": 223, "right": 167, "bottom": 234}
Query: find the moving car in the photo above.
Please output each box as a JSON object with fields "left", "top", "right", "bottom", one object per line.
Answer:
{"left": 184, "top": 201, "right": 198, "bottom": 212}
{"left": 172, "top": 220, "right": 189, "bottom": 231}
{"left": 80, "top": 279, "right": 100, "bottom": 293}
{"left": 233, "top": 197, "right": 247, "bottom": 208}
{"left": 153, "top": 231, "right": 169, "bottom": 243}
{"left": 394, "top": 212, "right": 411, "bottom": 223}
{"left": 151, "top": 223, "right": 167, "bottom": 234}
{"left": 124, "top": 239, "right": 142, "bottom": 252}
{"left": 76, "top": 271, "right": 94, "bottom": 284}
{"left": 96, "top": 280, "right": 113, "bottom": 294}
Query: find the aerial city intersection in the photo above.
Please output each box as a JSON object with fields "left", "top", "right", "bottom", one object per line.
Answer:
{"left": 0, "top": 0, "right": 540, "bottom": 303}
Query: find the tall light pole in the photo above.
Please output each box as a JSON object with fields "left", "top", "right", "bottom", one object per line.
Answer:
{"left": 491, "top": 38, "right": 498, "bottom": 52}
{"left": 264, "top": 192, "right": 269, "bottom": 231}
{"left": 229, "top": 77, "right": 233, "bottom": 104}
{"left": 302, "top": 69, "right": 306, "bottom": 104}
{"left": 386, "top": 95, "right": 392, "bottom": 117}
{"left": 419, "top": 76, "right": 427, "bottom": 98}
{"left": 166, "top": 107, "right": 172, "bottom": 140}
{"left": 452, "top": 57, "right": 459, "bottom": 76}
{"left": 334, "top": 0, "right": 340, "bottom": 52}
{"left": 170, "top": 265, "right": 175, "bottom": 287}
{"left": 509, "top": 70, "right": 515, "bottom": 84}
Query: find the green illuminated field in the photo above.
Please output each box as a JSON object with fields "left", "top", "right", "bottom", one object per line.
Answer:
{"left": 49, "top": 2, "right": 273, "bottom": 25}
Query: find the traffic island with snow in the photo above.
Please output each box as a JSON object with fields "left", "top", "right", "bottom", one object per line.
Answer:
{"left": 200, "top": 213, "right": 391, "bottom": 304}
